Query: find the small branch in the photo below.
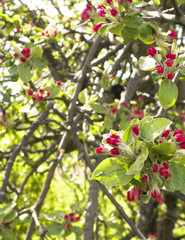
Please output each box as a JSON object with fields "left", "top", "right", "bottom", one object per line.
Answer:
{"left": 0, "top": 102, "right": 54, "bottom": 203}
{"left": 170, "top": 0, "right": 183, "bottom": 18}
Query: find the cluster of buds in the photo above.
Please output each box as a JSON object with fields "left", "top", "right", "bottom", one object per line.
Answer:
{"left": 14, "top": 48, "right": 31, "bottom": 63}
{"left": 147, "top": 30, "right": 178, "bottom": 82}
{"left": 81, "top": 4, "right": 93, "bottom": 20}
{"left": 88, "top": 0, "right": 132, "bottom": 32}
{"left": 41, "top": 29, "right": 58, "bottom": 38}
{"left": 130, "top": 109, "right": 144, "bottom": 120}
{"left": 161, "top": 128, "right": 185, "bottom": 149}
{"left": 96, "top": 132, "right": 135, "bottom": 159}
{"left": 26, "top": 88, "right": 51, "bottom": 102}
{"left": 105, "top": 105, "right": 118, "bottom": 114}
{"left": 64, "top": 213, "right": 80, "bottom": 228}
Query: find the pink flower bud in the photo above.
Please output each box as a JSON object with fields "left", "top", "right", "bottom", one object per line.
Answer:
{"left": 159, "top": 167, "right": 168, "bottom": 176}
{"left": 120, "top": 102, "right": 127, "bottom": 107}
{"left": 26, "top": 89, "right": 33, "bottom": 95}
{"left": 165, "top": 59, "right": 173, "bottom": 67}
{"left": 69, "top": 212, "right": 75, "bottom": 217}
{"left": 64, "top": 214, "right": 69, "bottom": 219}
{"left": 56, "top": 81, "right": 62, "bottom": 86}
{"left": 66, "top": 223, "right": 71, "bottom": 228}
{"left": 173, "top": 129, "right": 183, "bottom": 136}
{"left": 156, "top": 65, "right": 164, "bottom": 74}
{"left": 26, "top": 53, "right": 30, "bottom": 58}
{"left": 39, "top": 96, "right": 45, "bottom": 101}
{"left": 111, "top": 108, "right": 117, "bottom": 114}
{"left": 75, "top": 216, "right": 80, "bottom": 221}
{"left": 180, "top": 142, "right": 185, "bottom": 149}
{"left": 167, "top": 73, "right": 174, "bottom": 80}
{"left": 70, "top": 217, "right": 76, "bottom": 222}
{"left": 110, "top": 148, "right": 120, "bottom": 155}
{"left": 151, "top": 190, "right": 163, "bottom": 203}
{"left": 161, "top": 129, "right": 170, "bottom": 138}
{"left": 168, "top": 30, "right": 176, "bottom": 41}
{"left": 14, "top": 53, "right": 18, "bottom": 58}
{"left": 141, "top": 175, "right": 148, "bottom": 183}
{"left": 166, "top": 53, "right": 176, "bottom": 59}
{"left": 21, "top": 57, "right": 26, "bottom": 62}
{"left": 147, "top": 46, "right": 157, "bottom": 57}
{"left": 162, "top": 162, "right": 169, "bottom": 169}
{"left": 110, "top": 8, "right": 118, "bottom": 16}
{"left": 92, "top": 23, "right": 104, "bottom": 32}
{"left": 175, "top": 134, "right": 185, "bottom": 142}
{"left": 21, "top": 48, "right": 27, "bottom": 55}
{"left": 39, "top": 88, "right": 44, "bottom": 94}
{"left": 127, "top": 186, "right": 141, "bottom": 202}
{"left": 96, "top": 147, "right": 104, "bottom": 154}
{"left": 97, "top": 9, "right": 106, "bottom": 17}
{"left": 46, "top": 92, "right": 51, "bottom": 96}
{"left": 0, "top": 121, "right": 3, "bottom": 125}
{"left": 106, "top": 0, "right": 113, "bottom": 4}
{"left": 152, "top": 164, "right": 158, "bottom": 172}
{"left": 132, "top": 126, "right": 140, "bottom": 136}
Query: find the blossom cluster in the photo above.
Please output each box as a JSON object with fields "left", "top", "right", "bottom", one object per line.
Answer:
{"left": 147, "top": 30, "right": 177, "bottom": 82}
{"left": 96, "top": 125, "right": 185, "bottom": 204}
{"left": 64, "top": 212, "right": 80, "bottom": 228}
{"left": 14, "top": 48, "right": 31, "bottom": 63}
{"left": 26, "top": 88, "right": 51, "bottom": 102}
{"left": 81, "top": 0, "right": 132, "bottom": 32}
{"left": 41, "top": 29, "right": 58, "bottom": 38}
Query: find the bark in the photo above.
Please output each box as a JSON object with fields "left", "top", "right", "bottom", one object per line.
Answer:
{"left": 83, "top": 180, "right": 99, "bottom": 240}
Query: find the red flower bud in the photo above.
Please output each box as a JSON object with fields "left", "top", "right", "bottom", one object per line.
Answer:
{"left": 173, "top": 129, "right": 183, "bottom": 136}
{"left": 165, "top": 59, "right": 173, "bottom": 67}
{"left": 156, "top": 65, "right": 164, "bottom": 74}
{"left": 110, "top": 148, "right": 120, "bottom": 155}
{"left": 168, "top": 30, "right": 176, "bottom": 41}
{"left": 110, "top": 8, "right": 118, "bottom": 16}
{"left": 132, "top": 126, "right": 140, "bottom": 136}
{"left": 167, "top": 73, "right": 174, "bottom": 80}
{"left": 141, "top": 175, "right": 148, "bottom": 183}
{"left": 26, "top": 89, "right": 33, "bottom": 95}
{"left": 166, "top": 53, "right": 176, "bottom": 59}
{"left": 152, "top": 164, "right": 158, "bottom": 172}
{"left": 147, "top": 46, "right": 157, "bottom": 57}
{"left": 161, "top": 129, "right": 170, "bottom": 138}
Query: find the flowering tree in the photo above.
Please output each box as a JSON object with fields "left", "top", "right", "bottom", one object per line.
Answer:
{"left": 1, "top": 0, "right": 185, "bottom": 239}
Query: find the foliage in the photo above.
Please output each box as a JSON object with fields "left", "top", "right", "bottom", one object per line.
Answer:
{"left": 1, "top": 0, "right": 185, "bottom": 240}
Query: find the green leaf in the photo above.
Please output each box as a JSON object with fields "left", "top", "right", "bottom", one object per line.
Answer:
{"left": 139, "top": 23, "right": 152, "bottom": 41}
{"left": 126, "top": 146, "right": 148, "bottom": 175}
{"left": 148, "top": 20, "right": 158, "bottom": 31}
{"left": 90, "top": 103, "right": 105, "bottom": 114}
{"left": 138, "top": 56, "right": 156, "bottom": 71}
{"left": 71, "top": 226, "right": 83, "bottom": 238}
{"left": 159, "top": 80, "right": 178, "bottom": 109}
{"left": 119, "top": 117, "right": 129, "bottom": 130}
{"left": 154, "top": 0, "right": 160, "bottom": 5}
{"left": 140, "top": 191, "right": 151, "bottom": 204}
{"left": 122, "top": 118, "right": 139, "bottom": 145}
{"left": 32, "top": 46, "right": 43, "bottom": 58}
{"left": 78, "top": 89, "right": 88, "bottom": 104}
{"left": 171, "top": 40, "right": 178, "bottom": 54}
{"left": 178, "top": 54, "right": 185, "bottom": 64}
{"left": 18, "top": 63, "right": 31, "bottom": 83}
{"left": 2, "top": 229, "right": 16, "bottom": 240}
{"left": 91, "top": 157, "right": 134, "bottom": 187}
{"left": 169, "top": 162, "right": 185, "bottom": 194}
{"left": 123, "top": 15, "right": 143, "bottom": 28}
{"left": 3, "top": 211, "right": 17, "bottom": 223}
{"left": 44, "top": 85, "right": 60, "bottom": 98}
{"left": 0, "top": 203, "right": 16, "bottom": 218}
{"left": 47, "top": 222, "right": 63, "bottom": 235}
{"left": 149, "top": 143, "right": 176, "bottom": 162}
{"left": 140, "top": 118, "right": 172, "bottom": 142}
{"left": 171, "top": 149, "right": 185, "bottom": 164}
{"left": 109, "top": 24, "right": 123, "bottom": 35}
{"left": 8, "top": 65, "right": 18, "bottom": 76}
{"left": 41, "top": 211, "right": 65, "bottom": 221}
{"left": 121, "top": 27, "right": 139, "bottom": 41}
{"left": 32, "top": 57, "right": 47, "bottom": 69}
{"left": 104, "top": 115, "right": 114, "bottom": 130}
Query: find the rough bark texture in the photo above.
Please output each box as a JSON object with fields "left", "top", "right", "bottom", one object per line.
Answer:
{"left": 83, "top": 180, "right": 99, "bottom": 240}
